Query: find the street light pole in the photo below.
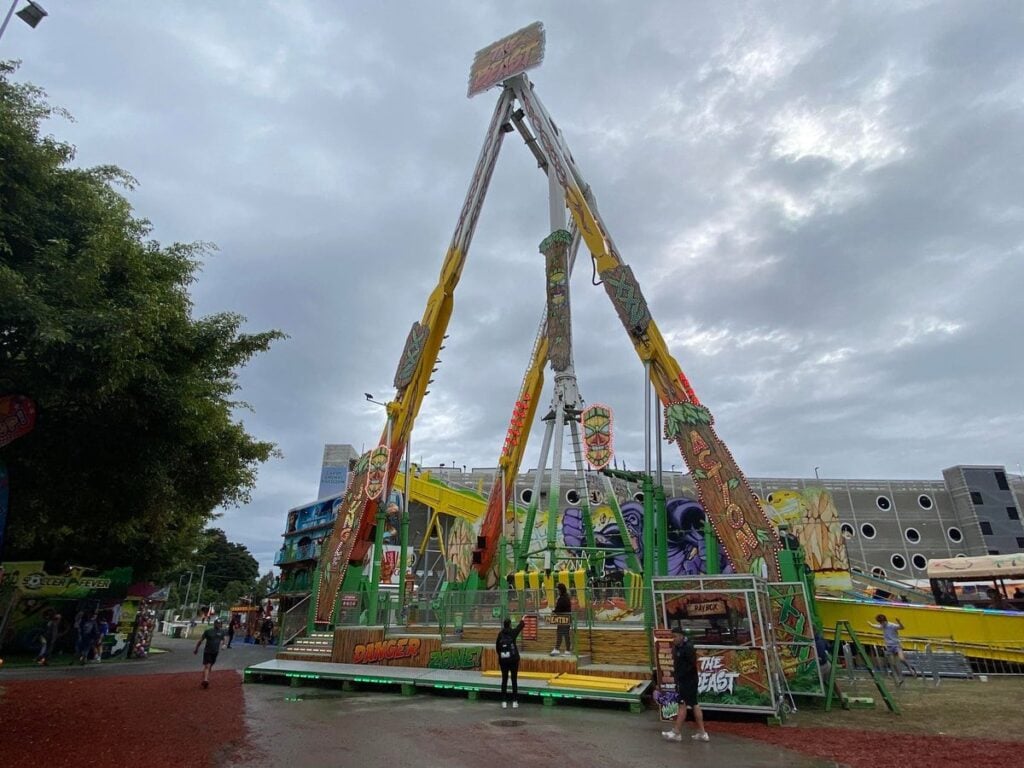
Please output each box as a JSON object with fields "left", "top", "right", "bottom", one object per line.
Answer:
{"left": 814, "top": 466, "right": 820, "bottom": 481}
{"left": 182, "top": 571, "right": 194, "bottom": 615}
{"left": 0, "top": 1, "right": 47, "bottom": 43}
{"left": 195, "top": 564, "right": 207, "bottom": 619}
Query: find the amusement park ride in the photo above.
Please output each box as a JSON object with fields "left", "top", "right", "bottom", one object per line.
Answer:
{"left": 249, "top": 23, "right": 1022, "bottom": 716}
{"left": 310, "top": 21, "right": 784, "bottom": 632}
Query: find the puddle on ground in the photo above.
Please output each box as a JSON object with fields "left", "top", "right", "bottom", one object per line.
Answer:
{"left": 283, "top": 692, "right": 349, "bottom": 702}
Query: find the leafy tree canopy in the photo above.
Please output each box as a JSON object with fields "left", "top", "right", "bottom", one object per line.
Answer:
{"left": 0, "top": 62, "right": 286, "bottom": 578}
{"left": 198, "top": 528, "right": 259, "bottom": 593}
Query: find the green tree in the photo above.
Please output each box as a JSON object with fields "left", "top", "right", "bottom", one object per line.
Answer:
{"left": 198, "top": 528, "right": 259, "bottom": 593}
{"left": 0, "top": 63, "right": 285, "bottom": 577}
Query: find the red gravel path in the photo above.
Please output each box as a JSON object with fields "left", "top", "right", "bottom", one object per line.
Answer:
{"left": 713, "top": 722, "right": 1022, "bottom": 768}
{"left": 0, "top": 671, "right": 249, "bottom": 768}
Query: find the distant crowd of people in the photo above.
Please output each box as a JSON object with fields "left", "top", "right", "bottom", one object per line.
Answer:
{"left": 36, "top": 610, "right": 111, "bottom": 666}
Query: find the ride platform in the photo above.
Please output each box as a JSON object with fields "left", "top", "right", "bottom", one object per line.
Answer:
{"left": 243, "top": 658, "right": 650, "bottom": 712}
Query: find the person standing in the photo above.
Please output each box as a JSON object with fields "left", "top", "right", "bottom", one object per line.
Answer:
{"left": 193, "top": 618, "right": 227, "bottom": 689}
{"left": 869, "top": 614, "right": 917, "bottom": 684}
{"left": 549, "top": 583, "right": 572, "bottom": 656}
{"left": 226, "top": 616, "right": 239, "bottom": 649}
{"left": 495, "top": 617, "right": 525, "bottom": 709}
{"left": 36, "top": 613, "right": 61, "bottom": 666}
{"left": 75, "top": 613, "right": 100, "bottom": 665}
{"left": 662, "top": 628, "right": 710, "bottom": 742}
{"left": 93, "top": 613, "right": 110, "bottom": 663}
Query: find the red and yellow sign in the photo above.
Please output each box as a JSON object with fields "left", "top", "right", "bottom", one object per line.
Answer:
{"left": 467, "top": 21, "right": 545, "bottom": 98}
{"left": 353, "top": 637, "right": 422, "bottom": 664}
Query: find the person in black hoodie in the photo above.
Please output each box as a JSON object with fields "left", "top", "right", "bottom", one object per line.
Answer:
{"left": 495, "top": 617, "right": 525, "bottom": 709}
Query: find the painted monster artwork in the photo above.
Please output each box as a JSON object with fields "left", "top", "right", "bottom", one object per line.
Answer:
{"left": 761, "top": 488, "right": 852, "bottom": 591}
{"left": 561, "top": 497, "right": 732, "bottom": 578}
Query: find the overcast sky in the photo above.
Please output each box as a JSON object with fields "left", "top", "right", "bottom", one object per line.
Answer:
{"left": 7, "top": 1, "right": 1023, "bottom": 573}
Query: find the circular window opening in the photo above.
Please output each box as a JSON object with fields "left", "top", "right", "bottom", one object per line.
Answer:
{"left": 890, "top": 554, "right": 906, "bottom": 570}
{"left": 912, "top": 554, "right": 927, "bottom": 570}
{"left": 871, "top": 567, "right": 887, "bottom": 579}
{"left": 566, "top": 489, "right": 580, "bottom": 505}
{"left": 947, "top": 526, "right": 963, "bottom": 543}
{"left": 861, "top": 523, "right": 876, "bottom": 539}
{"left": 633, "top": 492, "right": 644, "bottom": 503}
{"left": 955, "top": 553, "right": 967, "bottom": 558}
{"left": 918, "top": 494, "right": 934, "bottom": 510}
{"left": 905, "top": 527, "right": 921, "bottom": 544}
{"left": 851, "top": 567, "right": 863, "bottom": 574}
{"left": 840, "top": 523, "right": 855, "bottom": 539}
{"left": 876, "top": 496, "right": 892, "bottom": 511}
{"left": 520, "top": 488, "right": 533, "bottom": 504}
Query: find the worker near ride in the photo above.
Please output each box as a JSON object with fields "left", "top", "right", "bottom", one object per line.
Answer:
{"left": 495, "top": 617, "right": 525, "bottom": 709}
{"left": 550, "top": 583, "right": 572, "bottom": 656}
{"left": 662, "top": 627, "right": 710, "bottom": 743}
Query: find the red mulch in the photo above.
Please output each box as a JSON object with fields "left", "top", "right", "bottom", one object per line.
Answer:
{"left": 713, "top": 722, "right": 1022, "bottom": 768}
{"left": 0, "top": 671, "right": 249, "bottom": 768}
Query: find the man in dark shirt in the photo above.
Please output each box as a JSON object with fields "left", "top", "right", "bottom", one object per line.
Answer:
{"left": 662, "top": 627, "right": 710, "bottom": 742}
{"left": 193, "top": 618, "right": 227, "bottom": 689}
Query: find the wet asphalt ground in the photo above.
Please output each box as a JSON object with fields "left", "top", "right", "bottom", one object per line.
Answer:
{"left": 3, "top": 635, "right": 836, "bottom": 767}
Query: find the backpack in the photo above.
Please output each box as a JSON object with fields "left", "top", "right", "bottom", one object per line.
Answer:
{"left": 498, "top": 636, "right": 516, "bottom": 660}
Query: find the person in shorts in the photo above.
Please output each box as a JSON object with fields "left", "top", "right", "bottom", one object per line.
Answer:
{"left": 662, "top": 627, "right": 709, "bottom": 742}
{"left": 194, "top": 618, "right": 227, "bottom": 689}
{"left": 869, "top": 613, "right": 917, "bottom": 684}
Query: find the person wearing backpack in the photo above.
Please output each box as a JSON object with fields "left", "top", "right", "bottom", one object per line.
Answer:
{"left": 495, "top": 617, "right": 525, "bottom": 709}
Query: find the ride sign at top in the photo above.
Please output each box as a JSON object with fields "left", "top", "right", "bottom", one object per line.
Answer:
{"left": 467, "top": 21, "right": 545, "bottom": 98}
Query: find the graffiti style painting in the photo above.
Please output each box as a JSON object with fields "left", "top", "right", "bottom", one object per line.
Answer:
{"left": 561, "top": 497, "right": 732, "bottom": 577}
{"left": 761, "top": 488, "right": 852, "bottom": 590}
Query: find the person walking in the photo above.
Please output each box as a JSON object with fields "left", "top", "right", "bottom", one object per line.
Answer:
{"left": 869, "top": 613, "right": 917, "bottom": 684}
{"left": 193, "top": 618, "right": 227, "bottom": 689}
{"left": 662, "top": 627, "right": 709, "bottom": 742}
{"left": 226, "top": 616, "right": 239, "bottom": 649}
{"left": 36, "top": 613, "right": 61, "bottom": 666}
{"left": 549, "top": 583, "right": 572, "bottom": 656}
{"left": 495, "top": 617, "right": 525, "bottom": 709}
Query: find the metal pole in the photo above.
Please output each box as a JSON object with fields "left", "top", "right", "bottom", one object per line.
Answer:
{"left": 183, "top": 571, "right": 194, "bottom": 615}
{"left": 0, "top": 1, "right": 19, "bottom": 43}
{"left": 398, "top": 436, "right": 411, "bottom": 616}
{"left": 643, "top": 360, "right": 652, "bottom": 475}
{"left": 195, "top": 565, "right": 206, "bottom": 619}
{"left": 368, "top": 412, "right": 392, "bottom": 624}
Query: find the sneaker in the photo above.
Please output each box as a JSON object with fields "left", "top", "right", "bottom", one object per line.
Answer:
{"left": 512, "top": 701, "right": 519, "bottom": 709}
{"left": 691, "top": 732, "right": 710, "bottom": 742}
{"left": 550, "top": 649, "right": 561, "bottom": 656}
{"left": 661, "top": 731, "right": 682, "bottom": 742}
{"left": 501, "top": 701, "right": 507, "bottom": 709}
{"left": 201, "top": 680, "right": 209, "bottom": 689}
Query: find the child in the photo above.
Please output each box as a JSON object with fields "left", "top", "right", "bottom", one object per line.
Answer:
{"left": 869, "top": 614, "right": 917, "bottom": 684}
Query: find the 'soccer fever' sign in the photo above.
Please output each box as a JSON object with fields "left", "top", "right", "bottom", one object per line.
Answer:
{"left": 468, "top": 21, "right": 545, "bottom": 97}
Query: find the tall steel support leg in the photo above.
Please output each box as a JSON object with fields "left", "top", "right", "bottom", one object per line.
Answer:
{"left": 517, "top": 414, "right": 556, "bottom": 570}
{"left": 567, "top": 416, "right": 597, "bottom": 555}
{"left": 545, "top": 400, "right": 567, "bottom": 571}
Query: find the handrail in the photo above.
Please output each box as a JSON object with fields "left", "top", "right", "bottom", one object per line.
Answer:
{"left": 278, "top": 594, "right": 311, "bottom": 647}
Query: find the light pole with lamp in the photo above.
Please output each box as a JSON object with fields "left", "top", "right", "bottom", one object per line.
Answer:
{"left": 0, "top": 1, "right": 47, "bottom": 43}
{"left": 364, "top": 393, "right": 393, "bottom": 624}
{"left": 814, "top": 466, "right": 820, "bottom": 482}
{"left": 195, "top": 563, "right": 207, "bottom": 620}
